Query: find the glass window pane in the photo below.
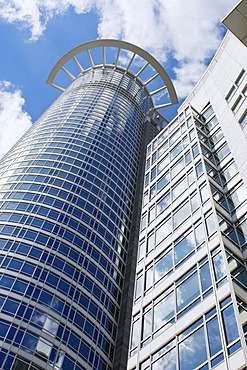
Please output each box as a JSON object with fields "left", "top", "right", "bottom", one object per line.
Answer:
{"left": 228, "top": 184, "right": 247, "bottom": 209}
{"left": 172, "top": 177, "right": 187, "bottom": 200}
{"left": 153, "top": 347, "right": 176, "bottom": 370}
{"left": 179, "top": 326, "right": 207, "bottom": 370}
{"left": 157, "top": 173, "right": 170, "bottom": 193}
{"left": 170, "top": 130, "right": 180, "bottom": 146}
{"left": 170, "top": 143, "right": 182, "bottom": 160}
{"left": 151, "top": 168, "right": 156, "bottom": 181}
{"left": 149, "top": 206, "right": 156, "bottom": 224}
{"left": 157, "top": 193, "right": 170, "bottom": 215}
{"left": 221, "top": 162, "right": 238, "bottom": 184}
{"left": 196, "top": 162, "right": 203, "bottom": 178}
{"left": 195, "top": 223, "right": 205, "bottom": 246}
{"left": 173, "top": 202, "right": 190, "bottom": 229}
{"left": 217, "top": 144, "right": 230, "bottom": 160}
{"left": 131, "top": 319, "right": 140, "bottom": 348}
{"left": 205, "top": 213, "right": 217, "bottom": 236}
{"left": 148, "top": 233, "right": 155, "bottom": 253}
{"left": 200, "top": 185, "right": 210, "bottom": 203}
{"left": 156, "top": 218, "right": 172, "bottom": 245}
{"left": 171, "top": 158, "right": 184, "bottom": 179}
{"left": 142, "top": 310, "right": 152, "bottom": 340}
{"left": 191, "top": 193, "right": 200, "bottom": 212}
{"left": 213, "top": 252, "right": 226, "bottom": 282}
{"left": 207, "top": 316, "right": 222, "bottom": 356}
{"left": 153, "top": 291, "right": 175, "bottom": 331}
{"left": 222, "top": 304, "right": 239, "bottom": 345}
{"left": 155, "top": 250, "right": 173, "bottom": 282}
{"left": 138, "top": 240, "right": 146, "bottom": 260}
{"left": 135, "top": 275, "right": 143, "bottom": 299}
{"left": 145, "top": 267, "right": 153, "bottom": 291}
{"left": 200, "top": 262, "right": 212, "bottom": 292}
{"left": 143, "top": 192, "right": 148, "bottom": 206}
{"left": 174, "top": 231, "right": 194, "bottom": 264}
{"left": 158, "top": 142, "right": 168, "bottom": 157}
{"left": 141, "top": 214, "right": 147, "bottom": 230}
{"left": 157, "top": 156, "right": 169, "bottom": 174}
{"left": 177, "top": 272, "right": 200, "bottom": 311}
{"left": 150, "top": 185, "right": 156, "bottom": 199}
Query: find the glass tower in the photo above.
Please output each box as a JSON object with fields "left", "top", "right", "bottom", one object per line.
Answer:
{"left": 128, "top": 32, "right": 247, "bottom": 370}
{"left": 0, "top": 40, "right": 177, "bottom": 370}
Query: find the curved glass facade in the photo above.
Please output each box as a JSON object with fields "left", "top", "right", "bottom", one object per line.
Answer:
{"left": 0, "top": 68, "right": 152, "bottom": 369}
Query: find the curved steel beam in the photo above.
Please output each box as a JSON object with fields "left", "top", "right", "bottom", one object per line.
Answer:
{"left": 47, "top": 39, "right": 178, "bottom": 109}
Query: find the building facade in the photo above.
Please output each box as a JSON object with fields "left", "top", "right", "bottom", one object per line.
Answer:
{"left": 0, "top": 40, "right": 177, "bottom": 370}
{"left": 128, "top": 31, "right": 247, "bottom": 370}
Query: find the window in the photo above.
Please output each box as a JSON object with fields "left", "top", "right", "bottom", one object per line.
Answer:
{"left": 179, "top": 326, "right": 207, "bottom": 370}
{"left": 154, "top": 250, "right": 173, "bottom": 282}
{"left": 173, "top": 202, "right": 190, "bottom": 229}
{"left": 212, "top": 247, "right": 226, "bottom": 286}
{"left": 174, "top": 230, "right": 194, "bottom": 265}
{"left": 156, "top": 192, "right": 170, "bottom": 216}
{"left": 236, "top": 69, "right": 246, "bottom": 86}
{"left": 205, "top": 212, "right": 217, "bottom": 237}
{"left": 135, "top": 274, "right": 143, "bottom": 299}
{"left": 152, "top": 346, "right": 176, "bottom": 369}
{"left": 142, "top": 307, "right": 152, "bottom": 343}
{"left": 147, "top": 233, "right": 155, "bottom": 253}
{"left": 207, "top": 315, "right": 222, "bottom": 358}
{"left": 156, "top": 218, "right": 172, "bottom": 245}
{"left": 141, "top": 213, "right": 147, "bottom": 230}
{"left": 232, "top": 95, "right": 244, "bottom": 114}
{"left": 176, "top": 271, "right": 200, "bottom": 312}
{"left": 171, "top": 158, "right": 183, "bottom": 179}
{"left": 157, "top": 173, "right": 170, "bottom": 192}
{"left": 139, "top": 301, "right": 239, "bottom": 369}
{"left": 239, "top": 110, "right": 247, "bottom": 128}
{"left": 226, "top": 70, "right": 246, "bottom": 114}
{"left": 138, "top": 240, "right": 145, "bottom": 261}
{"left": 130, "top": 316, "right": 140, "bottom": 349}
{"left": 228, "top": 183, "right": 247, "bottom": 210}
{"left": 221, "top": 298, "right": 240, "bottom": 353}
{"left": 226, "top": 85, "right": 237, "bottom": 102}
{"left": 153, "top": 291, "right": 175, "bottom": 332}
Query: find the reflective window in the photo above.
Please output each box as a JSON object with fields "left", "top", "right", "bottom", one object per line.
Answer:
{"left": 177, "top": 272, "right": 200, "bottom": 312}
{"left": 156, "top": 218, "right": 172, "bottom": 245}
{"left": 153, "top": 291, "right": 175, "bottom": 332}
{"left": 131, "top": 318, "right": 140, "bottom": 349}
{"left": 174, "top": 230, "right": 194, "bottom": 265}
{"left": 156, "top": 192, "right": 170, "bottom": 216}
{"left": 207, "top": 316, "right": 222, "bottom": 357}
{"left": 222, "top": 304, "right": 239, "bottom": 345}
{"left": 173, "top": 202, "right": 190, "bottom": 228}
{"left": 179, "top": 326, "right": 207, "bottom": 370}
{"left": 154, "top": 250, "right": 173, "bottom": 282}
{"left": 212, "top": 248, "right": 226, "bottom": 285}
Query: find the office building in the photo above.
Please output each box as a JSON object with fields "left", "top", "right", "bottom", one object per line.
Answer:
{"left": 128, "top": 24, "right": 247, "bottom": 370}
{"left": 0, "top": 40, "right": 177, "bottom": 370}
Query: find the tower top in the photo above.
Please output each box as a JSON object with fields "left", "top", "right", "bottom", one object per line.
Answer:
{"left": 47, "top": 39, "right": 178, "bottom": 115}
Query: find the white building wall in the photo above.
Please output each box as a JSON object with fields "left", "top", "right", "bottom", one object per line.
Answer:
{"left": 128, "top": 31, "right": 247, "bottom": 370}
{"left": 180, "top": 32, "right": 247, "bottom": 187}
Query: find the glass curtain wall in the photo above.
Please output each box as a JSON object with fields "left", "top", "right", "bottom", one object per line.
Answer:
{"left": 0, "top": 68, "right": 152, "bottom": 370}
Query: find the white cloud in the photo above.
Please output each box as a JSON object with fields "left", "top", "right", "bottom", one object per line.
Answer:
{"left": 0, "top": 0, "right": 93, "bottom": 41}
{"left": 0, "top": 0, "right": 238, "bottom": 98}
{"left": 95, "top": 0, "right": 237, "bottom": 97}
{"left": 0, "top": 81, "right": 32, "bottom": 159}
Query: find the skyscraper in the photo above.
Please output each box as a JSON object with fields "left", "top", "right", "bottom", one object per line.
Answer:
{"left": 128, "top": 27, "right": 247, "bottom": 370}
{"left": 0, "top": 40, "right": 177, "bottom": 370}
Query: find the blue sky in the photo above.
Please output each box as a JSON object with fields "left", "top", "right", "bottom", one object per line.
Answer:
{"left": 0, "top": 0, "right": 238, "bottom": 158}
